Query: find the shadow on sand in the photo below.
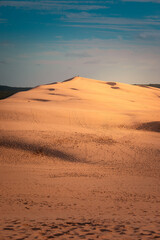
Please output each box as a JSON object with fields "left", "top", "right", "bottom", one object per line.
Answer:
{"left": 0, "top": 138, "right": 86, "bottom": 163}
{"left": 135, "top": 121, "right": 160, "bottom": 133}
{"left": 111, "top": 87, "right": 120, "bottom": 89}
{"left": 31, "top": 98, "right": 51, "bottom": 102}
{"left": 63, "top": 77, "right": 74, "bottom": 82}
{"left": 106, "top": 82, "right": 117, "bottom": 86}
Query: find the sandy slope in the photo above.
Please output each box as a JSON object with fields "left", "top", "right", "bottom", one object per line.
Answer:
{"left": 0, "top": 77, "right": 160, "bottom": 239}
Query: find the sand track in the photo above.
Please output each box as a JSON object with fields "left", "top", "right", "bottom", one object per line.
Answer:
{"left": 1, "top": 218, "right": 160, "bottom": 240}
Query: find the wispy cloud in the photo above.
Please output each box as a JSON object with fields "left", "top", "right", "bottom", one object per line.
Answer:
{"left": 63, "top": 12, "right": 160, "bottom": 26}
{"left": 34, "top": 59, "right": 63, "bottom": 65}
{"left": 41, "top": 51, "right": 61, "bottom": 56}
{"left": 61, "top": 12, "right": 160, "bottom": 42}
{"left": 138, "top": 31, "right": 160, "bottom": 40}
{"left": 0, "top": 60, "right": 7, "bottom": 64}
{"left": 122, "top": 0, "right": 160, "bottom": 2}
{"left": 0, "top": 18, "right": 7, "bottom": 23}
{"left": 0, "top": 1, "right": 108, "bottom": 11}
{"left": 65, "top": 51, "right": 91, "bottom": 58}
{"left": 0, "top": 41, "right": 13, "bottom": 47}
{"left": 33, "top": 47, "right": 160, "bottom": 84}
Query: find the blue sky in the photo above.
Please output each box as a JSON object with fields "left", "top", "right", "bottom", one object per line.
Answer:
{"left": 0, "top": 0, "right": 160, "bottom": 87}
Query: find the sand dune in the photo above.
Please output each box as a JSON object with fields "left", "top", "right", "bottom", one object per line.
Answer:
{"left": 0, "top": 76, "right": 159, "bottom": 131}
{"left": 0, "top": 77, "right": 160, "bottom": 239}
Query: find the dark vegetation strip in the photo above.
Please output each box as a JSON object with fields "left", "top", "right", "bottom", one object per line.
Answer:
{"left": 134, "top": 84, "right": 160, "bottom": 89}
{"left": 0, "top": 85, "right": 31, "bottom": 100}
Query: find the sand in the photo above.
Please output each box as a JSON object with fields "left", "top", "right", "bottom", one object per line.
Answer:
{"left": 0, "top": 76, "right": 160, "bottom": 239}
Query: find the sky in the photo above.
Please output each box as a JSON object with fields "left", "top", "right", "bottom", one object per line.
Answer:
{"left": 0, "top": 0, "right": 160, "bottom": 87}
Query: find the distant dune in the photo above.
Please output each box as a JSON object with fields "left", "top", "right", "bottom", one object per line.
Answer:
{"left": 0, "top": 76, "right": 159, "bottom": 131}
{"left": 0, "top": 77, "right": 160, "bottom": 239}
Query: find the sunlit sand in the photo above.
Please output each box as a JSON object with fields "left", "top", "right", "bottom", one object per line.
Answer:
{"left": 0, "top": 77, "right": 160, "bottom": 239}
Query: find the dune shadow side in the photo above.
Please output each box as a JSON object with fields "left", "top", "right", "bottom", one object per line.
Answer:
{"left": 48, "top": 88, "right": 55, "bottom": 91}
{"left": 49, "top": 93, "right": 69, "bottom": 97}
{"left": 111, "top": 87, "right": 120, "bottom": 89}
{"left": 135, "top": 121, "right": 160, "bottom": 133}
{"left": 31, "top": 98, "right": 51, "bottom": 102}
{"left": 70, "top": 88, "right": 78, "bottom": 91}
{"left": 106, "top": 82, "right": 116, "bottom": 86}
{"left": 45, "top": 82, "right": 57, "bottom": 85}
{"left": 63, "top": 77, "right": 74, "bottom": 82}
{"left": 0, "top": 138, "right": 85, "bottom": 163}
{"left": 137, "top": 85, "right": 149, "bottom": 88}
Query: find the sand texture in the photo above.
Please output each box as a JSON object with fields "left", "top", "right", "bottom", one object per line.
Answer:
{"left": 0, "top": 77, "right": 160, "bottom": 239}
